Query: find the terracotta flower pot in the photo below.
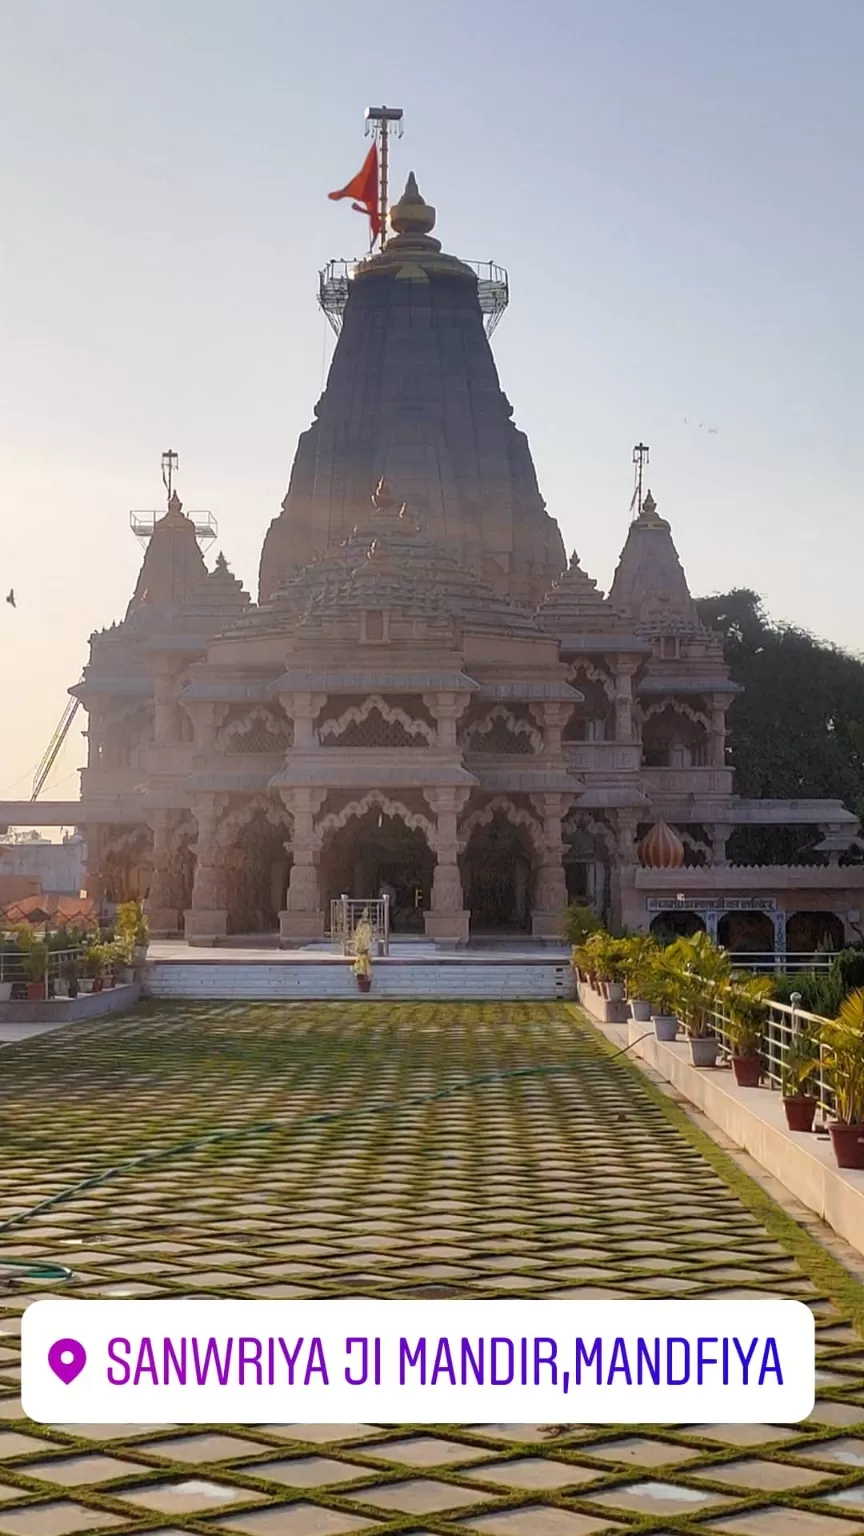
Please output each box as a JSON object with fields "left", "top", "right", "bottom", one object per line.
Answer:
{"left": 26, "top": 982, "right": 46, "bottom": 1000}
{"left": 828, "top": 1122, "right": 864, "bottom": 1169}
{"left": 783, "top": 1096, "right": 817, "bottom": 1133}
{"left": 356, "top": 974, "right": 372, "bottom": 993}
{"left": 732, "top": 1055, "right": 761, "bottom": 1088}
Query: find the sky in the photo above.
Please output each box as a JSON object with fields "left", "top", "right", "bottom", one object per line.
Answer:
{"left": 1, "top": 0, "right": 863, "bottom": 820}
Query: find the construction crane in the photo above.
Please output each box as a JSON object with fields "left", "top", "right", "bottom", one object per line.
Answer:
{"left": 31, "top": 690, "right": 81, "bottom": 800}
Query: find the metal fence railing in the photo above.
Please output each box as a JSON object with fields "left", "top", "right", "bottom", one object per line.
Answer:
{"left": 0, "top": 946, "right": 84, "bottom": 997}
{"left": 329, "top": 896, "right": 391, "bottom": 957}
{"left": 721, "top": 952, "right": 834, "bottom": 974}
{"left": 704, "top": 992, "right": 836, "bottom": 1123}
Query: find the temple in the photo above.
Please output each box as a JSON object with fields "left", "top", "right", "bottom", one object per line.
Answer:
{"left": 14, "top": 171, "right": 864, "bottom": 952}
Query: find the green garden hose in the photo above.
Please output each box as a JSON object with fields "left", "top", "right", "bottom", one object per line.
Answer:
{"left": 0, "top": 1032, "right": 652, "bottom": 1288}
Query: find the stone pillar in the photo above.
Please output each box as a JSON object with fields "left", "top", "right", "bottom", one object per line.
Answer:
{"left": 613, "top": 662, "right": 637, "bottom": 743}
{"left": 278, "top": 788, "right": 326, "bottom": 945}
{"left": 423, "top": 690, "right": 471, "bottom": 750}
{"left": 710, "top": 694, "right": 728, "bottom": 768}
{"left": 145, "top": 811, "right": 182, "bottom": 934}
{"left": 772, "top": 909, "right": 787, "bottom": 965}
{"left": 529, "top": 793, "right": 569, "bottom": 938}
{"left": 705, "top": 910, "right": 720, "bottom": 944}
{"left": 184, "top": 797, "right": 228, "bottom": 945}
{"left": 608, "top": 808, "right": 640, "bottom": 932}
{"left": 423, "top": 787, "right": 470, "bottom": 947}
{"left": 710, "top": 823, "right": 731, "bottom": 867}
{"left": 284, "top": 692, "right": 325, "bottom": 751}
{"left": 83, "top": 825, "right": 107, "bottom": 904}
{"left": 529, "top": 701, "right": 573, "bottom": 760}
{"left": 186, "top": 701, "right": 220, "bottom": 755}
{"left": 153, "top": 661, "right": 176, "bottom": 746}
{"left": 85, "top": 704, "right": 105, "bottom": 769}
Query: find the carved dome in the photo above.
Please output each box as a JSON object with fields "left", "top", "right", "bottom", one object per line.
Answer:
{"left": 637, "top": 819, "right": 685, "bottom": 870}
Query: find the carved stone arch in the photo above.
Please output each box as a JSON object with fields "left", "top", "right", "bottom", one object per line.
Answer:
{"left": 642, "top": 697, "right": 710, "bottom": 730}
{"left": 316, "top": 790, "right": 436, "bottom": 849}
{"left": 213, "top": 793, "right": 293, "bottom": 853}
{"left": 567, "top": 659, "right": 615, "bottom": 699}
{"left": 318, "top": 695, "right": 435, "bottom": 748}
{"left": 216, "top": 705, "right": 293, "bottom": 753}
{"left": 562, "top": 810, "right": 616, "bottom": 854}
{"left": 459, "top": 795, "right": 545, "bottom": 860}
{"left": 462, "top": 706, "right": 543, "bottom": 755}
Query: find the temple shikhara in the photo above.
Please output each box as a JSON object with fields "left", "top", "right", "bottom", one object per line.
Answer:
{"left": 24, "top": 146, "right": 864, "bottom": 951}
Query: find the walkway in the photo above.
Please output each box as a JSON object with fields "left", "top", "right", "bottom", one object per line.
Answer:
{"left": 0, "top": 1002, "right": 859, "bottom": 1534}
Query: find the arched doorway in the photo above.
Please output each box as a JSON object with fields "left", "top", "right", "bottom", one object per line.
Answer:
{"left": 320, "top": 809, "right": 434, "bottom": 934}
{"left": 563, "top": 823, "right": 611, "bottom": 923}
{"left": 787, "top": 911, "right": 845, "bottom": 953}
{"left": 225, "top": 808, "right": 292, "bottom": 934}
{"left": 462, "top": 814, "right": 534, "bottom": 934}
{"left": 718, "top": 910, "right": 775, "bottom": 955}
{"left": 649, "top": 911, "right": 706, "bottom": 943}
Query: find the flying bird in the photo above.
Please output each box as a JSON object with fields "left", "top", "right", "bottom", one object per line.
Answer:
{"left": 5, "top": 591, "right": 14, "bottom": 608}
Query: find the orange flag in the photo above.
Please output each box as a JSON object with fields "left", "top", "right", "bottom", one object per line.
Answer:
{"left": 329, "top": 145, "right": 381, "bottom": 242}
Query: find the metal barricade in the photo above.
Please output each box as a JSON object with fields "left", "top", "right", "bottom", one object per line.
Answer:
{"left": 329, "top": 895, "right": 390, "bottom": 956}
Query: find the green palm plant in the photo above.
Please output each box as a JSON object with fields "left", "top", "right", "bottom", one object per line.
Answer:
{"left": 821, "top": 988, "right": 864, "bottom": 1126}
{"left": 665, "top": 931, "right": 731, "bottom": 1038}
{"left": 781, "top": 1022, "right": 820, "bottom": 1100}
{"left": 619, "top": 934, "right": 660, "bottom": 999}
{"left": 723, "top": 973, "right": 774, "bottom": 1058}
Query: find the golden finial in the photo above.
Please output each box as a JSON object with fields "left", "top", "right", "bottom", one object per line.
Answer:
{"left": 389, "top": 173, "right": 437, "bottom": 237}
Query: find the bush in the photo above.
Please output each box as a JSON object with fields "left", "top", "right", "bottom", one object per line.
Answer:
{"left": 561, "top": 904, "right": 602, "bottom": 946}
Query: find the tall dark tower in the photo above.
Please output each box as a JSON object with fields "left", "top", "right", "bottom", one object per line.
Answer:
{"left": 258, "top": 173, "right": 567, "bottom": 605}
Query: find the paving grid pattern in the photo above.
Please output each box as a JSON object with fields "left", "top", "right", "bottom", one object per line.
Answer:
{"left": 0, "top": 1001, "right": 859, "bottom": 1535}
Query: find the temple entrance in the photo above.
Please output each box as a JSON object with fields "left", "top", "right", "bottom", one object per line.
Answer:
{"left": 787, "top": 911, "right": 845, "bottom": 952}
{"left": 649, "top": 911, "right": 706, "bottom": 943}
{"left": 225, "top": 809, "right": 291, "bottom": 934}
{"left": 718, "top": 910, "right": 775, "bottom": 954}
{"left": 320, "top": 810, "right": 434, "bottom": 934}
{"left": 462, "top": 815, "right": 533, "bottom": 933}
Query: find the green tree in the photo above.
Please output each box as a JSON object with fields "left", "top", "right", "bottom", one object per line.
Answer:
{"left": 694, "top": 589, "right": 864, "bottom": 863}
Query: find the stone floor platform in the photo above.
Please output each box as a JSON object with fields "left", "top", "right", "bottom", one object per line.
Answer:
{"left": 144, "top": 940, "right": 574, "bottom": 1000}
{"left": 0, "top": 1000, "right": 861, "bottom": 1536}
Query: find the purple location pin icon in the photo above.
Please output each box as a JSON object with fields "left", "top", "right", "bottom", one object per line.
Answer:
{"left": 48, "top": 1338, "right": 86, "bottom": 1385}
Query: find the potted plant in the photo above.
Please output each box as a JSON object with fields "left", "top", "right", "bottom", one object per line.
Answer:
{"left": 115, "top": 900, "right": 149, "bottom": 966}
{"left": 23, "top": 937, "right": 48, "bottom": 1000}
{"left": 620, "top": 935, "right": 660, "bottom": 1022}
{"left": 724, "top": 973, "right": 774, "bottom": 1087}
{"left": 666, "top": 931, "right": 731, "bottom": 1068}
{"left": 580, "top": 932, "right": 629, "bottom": 1000}
{"left": 60, "top": 953, "right": 80, "bottom": 1000}
{"left": 352, "top": 911, "right": 374, "bottom": 993}
{"left": 781, "top": 1022, "right": 820, "bottom": 1132}
{"left": 821, "top": 988, "right": 864, "bottom": 1169}
{"left": 644, "top": 954, "right": 681, "bottom": 1041}
{"left": 80, "top": 939, "right": 106, "bottom": 993}
{"left": 0, "top": 935, "right": 17, "bottom": 1002}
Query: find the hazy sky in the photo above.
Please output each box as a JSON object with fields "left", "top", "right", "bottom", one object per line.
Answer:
{"left": 2, "top": 0, "right": 863, "bottom": 817}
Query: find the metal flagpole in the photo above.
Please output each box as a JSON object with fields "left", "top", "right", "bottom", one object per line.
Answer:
{"left": 365, "top": 106, "right": 403, "bottom": 250}
{"left": 631, "top": 442, "right": 649, "bottom": 518}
